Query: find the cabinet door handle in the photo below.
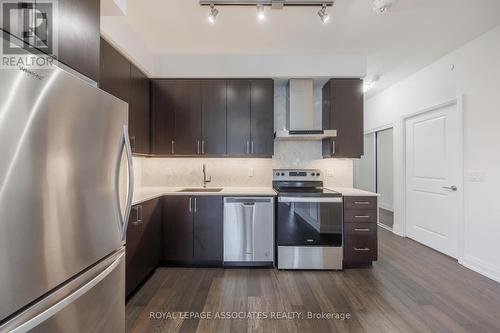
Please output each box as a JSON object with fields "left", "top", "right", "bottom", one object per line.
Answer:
{"left": 354, "top": 201, "right": 370, "bottom": 205}
{"left": 194, "top": 198, "right": 197, "bottom": 213}
{"left": 354, "top": 215, "right": 370, "bottom": 219}
{"left": 201, "top": 140, "right": 205, "bottom": 154}
{"left": 131, "top": 206, "right": 140, "bottom": 226}
{"left": 354, "top": 247, "right": 370, "bottom": 251}
{"left": 138, "top": 205, "right": 143, "bottom": 224}
{"left": 189, "top": 197, "right": 192, "bottom": 213}
{"left": 354, "top": 228, "right": 370, "bottom": 232}
{"left": 246, "top": 141, "right": 250, "bottom": 154}
{"left": 251, "top": 141, "right": 254, "bottom": 154}
{"left": 171, "top": 140, "right": 175, "bottom": 155}
{"left": 332, "top": 141, "right": 336, "bottom": 156}
{"left": 130, "top": 136, "right": 136, "bottom": 152}
{"left": 197, "top": 140, "right": 200, "bottom": 154}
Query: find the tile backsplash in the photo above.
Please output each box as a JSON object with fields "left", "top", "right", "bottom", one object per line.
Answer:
{"left": 134, "top": 80, "right": 354, "bottom": 189}
{"left": 133, "top": 156, "right": 352, "bottom": 189}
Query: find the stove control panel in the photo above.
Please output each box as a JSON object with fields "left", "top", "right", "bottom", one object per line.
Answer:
{"left": 273, "top": 169, "right": 322, "bottom": 182}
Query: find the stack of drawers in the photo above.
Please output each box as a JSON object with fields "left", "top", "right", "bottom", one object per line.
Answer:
{"left": 343, "top": 196, "right": 378, "bottom": 266}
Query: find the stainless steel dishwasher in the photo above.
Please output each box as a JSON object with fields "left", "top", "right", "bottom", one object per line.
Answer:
{"left": 223, "top": 197, "right": 275, "bottom": 266}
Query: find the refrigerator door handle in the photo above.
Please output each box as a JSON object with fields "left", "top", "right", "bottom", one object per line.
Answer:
{"left": 3, "top": 250, "right": 125, "bottom": 333}
{"left": 115, "top": 125, "right": 134, "bottom": 242}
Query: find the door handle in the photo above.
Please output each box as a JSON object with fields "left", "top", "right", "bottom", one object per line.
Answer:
{"left": 251, "top": 141, "right": 254, "bottom": 154}
{"left": 189, "top": 197, "right": 192, "bottom": 213}
{"left": 246, "top": 141, "right": 250, "bottom": 154}
{"left": 197, "top": 140, "right": 200, "bottom": 154}
{"left": 354, "top": 248, "right": 370, "bottom": 251}
{"left": 194, "top": 197, "right": 197, "bottom": 213}
{"left": 171, "top": 140, "right": 175, "bottom": 155}
{"left": 115, "top": 125, "right": 134, "bottom": 242}
{"left": 442, "top": 186, "right": 458, "bottom": 191}
{"left": 202, "top": 140, "right": 205, "bottom": 154}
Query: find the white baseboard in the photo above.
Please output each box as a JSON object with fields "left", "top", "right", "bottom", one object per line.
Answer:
{"left": 460, "top": 255, "right": 500, "bottom": 284}
{"left": 378, "top": 202, "right": 393, "bottom": 212}
{"left": 377, "top": 222, "right": 393, "bottom": 232}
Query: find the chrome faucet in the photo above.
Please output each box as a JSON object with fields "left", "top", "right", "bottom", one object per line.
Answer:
{"left": 202, "top": 164, "right": 212, "bottom": 188}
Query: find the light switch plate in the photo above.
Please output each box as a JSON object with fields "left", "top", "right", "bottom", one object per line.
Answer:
{"left": 466, "top": 171, "right": 485, "bottom": 182}
{"left": 248, "top": 168, "right": 254, "bottom": 177}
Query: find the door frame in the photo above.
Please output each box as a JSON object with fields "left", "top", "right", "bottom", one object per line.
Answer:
{"left": 400, "top": 95, "right": 464, "bottom": 261}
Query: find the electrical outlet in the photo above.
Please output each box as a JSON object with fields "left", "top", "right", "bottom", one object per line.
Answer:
{"left": 466, "top": 171, "right": 485, "bottom": 182}
{"left": 248, "top": 168, "right": 254, "bottom": 177}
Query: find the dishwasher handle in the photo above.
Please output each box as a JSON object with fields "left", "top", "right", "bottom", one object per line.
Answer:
{"left": 224, "top": 197, "right": 273, "bottom": 204}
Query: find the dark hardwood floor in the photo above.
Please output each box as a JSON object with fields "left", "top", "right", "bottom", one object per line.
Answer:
{"left": 126, "top": 228, "right": 500, "bottom": 332}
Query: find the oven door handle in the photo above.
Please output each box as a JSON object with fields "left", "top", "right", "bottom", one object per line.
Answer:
{"left": 278, "top": 197, "right": 343, "bottom": 203}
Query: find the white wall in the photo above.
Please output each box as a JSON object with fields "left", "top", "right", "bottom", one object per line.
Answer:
{"left": 354, "top": 133, "right": 376, "bottom": 193}
{"left": 377, "top": 128, "right": 394, "bottom": 211}
{"left": 100, "top": 16, "right": 155, "bottom": 75}
{"left": 365, "top": 25, "right": 500, "bottom": 282}
{"left": 153, "top": 54, "right": 366, "bottom": 79}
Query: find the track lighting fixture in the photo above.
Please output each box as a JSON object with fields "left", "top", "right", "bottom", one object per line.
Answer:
{"left": 257, "top": 4, "right": 265, "bottom": 21}
{"left": 208, "top": 3, "right": 219, "bottom": 24}
{"left": 317, "top": 4, "right": 329, "bottom": 23}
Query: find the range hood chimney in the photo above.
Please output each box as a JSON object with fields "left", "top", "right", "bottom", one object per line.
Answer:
{"left": 275, "top": 79, "right": 336, "bottom": 141}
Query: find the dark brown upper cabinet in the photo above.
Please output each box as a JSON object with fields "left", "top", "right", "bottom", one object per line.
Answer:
{"left": 227, "top": 80, "right": 252, "bottom": 155}
{"left": 57, "top": 0, "right": 100, "bottom": 82}
{"left": 201, "top": 80, "right": 227, "bottom": 155}
{"left": 151, "top": 80, "right": 175, "bottom": 155}
{"left": 173, "top": 80, "right": 202, "bottom": 155}
{"left": 250, "top": 80, "right": 274, "bottom": 156}
{"left": 322, "top": 79, "right": 364, "bottom": 158}
{"left": 151, "top": 80, "right": 202, "bottom": 155}
{"left": 151, "top": 78, "right": 274, "bottom": 157}
{"left": 99, "top": 38, "right": 130, "bottom": 103}
{"left": 129, "top": 64, "right": 150, "bottom": 155}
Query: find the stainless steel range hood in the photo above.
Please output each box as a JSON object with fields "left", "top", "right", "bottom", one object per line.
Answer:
{"left": 275, "top": 79, "right": 336, "bottom": 141}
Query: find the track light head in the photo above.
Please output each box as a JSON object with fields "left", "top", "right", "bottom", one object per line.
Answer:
{"left": 318, "top": 4, "right": 329, "bottom": 23}
{"left": 208, "top": 4, "right": 219, "bottom": 24}
{"left": 257, "top": 4, "right": 265, "bottom": 21}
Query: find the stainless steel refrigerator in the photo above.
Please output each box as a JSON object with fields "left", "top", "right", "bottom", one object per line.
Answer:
{"left": 0, "top": 58, "right": 133, "bottom": 330}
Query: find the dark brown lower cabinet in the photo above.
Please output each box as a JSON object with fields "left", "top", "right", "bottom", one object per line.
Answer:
{"left": 343, "top": 196, "right": 378, "bottom": 266}
{"left": 193, "top": 196, "right": 223, "bottom": 262}
{"left": 126, "top": 198, "right": 161, "bottom": 298}
{"left": 162, "top": 196, "right": 193, "bottom": 261}
{"left": 162, "top": 196, "right": 223, "bottom": 264}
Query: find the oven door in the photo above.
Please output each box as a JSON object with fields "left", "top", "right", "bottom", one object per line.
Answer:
{"left": 277, "top": 196, "right": 343, "bottom": 247}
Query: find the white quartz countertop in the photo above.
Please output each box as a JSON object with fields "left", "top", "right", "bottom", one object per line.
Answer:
{"left": 328, "top": 187, "right": 380, "bottom": 197}
{"left": 132, "top": 187, "right": 277, "bottom": 205}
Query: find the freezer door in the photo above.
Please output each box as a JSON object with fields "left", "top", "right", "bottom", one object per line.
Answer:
{"left": 0, "top": 65, "right": 132, "bottom": 320}
{"left": 0, "top": 249, "right": 125, "bottom": 333}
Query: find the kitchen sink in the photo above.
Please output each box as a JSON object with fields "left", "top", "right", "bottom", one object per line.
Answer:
{"left": 177, "top": 188, "right": 223, "bottom": 193}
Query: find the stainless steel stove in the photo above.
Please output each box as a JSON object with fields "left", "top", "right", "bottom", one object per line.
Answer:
{"left": 273, "top": 169, "right": 343, "bottom": 270}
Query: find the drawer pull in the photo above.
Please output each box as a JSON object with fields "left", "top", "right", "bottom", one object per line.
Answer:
{"left": 354, "top": 201, "right": 370, "bottom": 205}
{"left": 354, "top": 247, "right": 370, "bottom": 251}
{"left": 354, "top": 215, "right": 370, "bottom": 218}
{"left": 354, "top": 228, "right": 370, "bottom": 232}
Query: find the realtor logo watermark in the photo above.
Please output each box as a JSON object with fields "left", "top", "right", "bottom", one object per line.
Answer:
{"left": 1, "top": 0, "right": 58, "bottom": 69}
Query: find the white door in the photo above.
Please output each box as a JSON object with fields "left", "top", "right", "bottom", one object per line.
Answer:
{"left": 405, "top": 102, "right": 461, "bottom": 258}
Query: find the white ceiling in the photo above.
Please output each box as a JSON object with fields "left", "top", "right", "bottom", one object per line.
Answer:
{"left": 119, "top": 0, "right": 500, "bottom": 96}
